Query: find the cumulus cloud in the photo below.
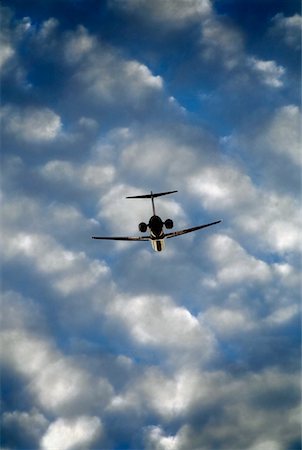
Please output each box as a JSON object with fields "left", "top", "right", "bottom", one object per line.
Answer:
{"left": 1, "top": 327, "right": 112, "bottom": 414}
{"left": 202, "top": 306, "right": 255, "bottom": 336}
{"left": 200, "top": 17, "right": 244, "bottom": 69}
{"left": 2, "top": 409, "right": 48, "bottom": 448}
{"left": 40, "top": 416, "right": 102, "bottom": 450}
{"left": 0, "top": 38, "right": 15, "bottom": 70}
{"left": 0, "top": 6, "right": 16, "bottom": 71}
{"left": 3, "top": 230, "right": 110, "bottom": 296}
{"left": 37, "top": 17, "right": 59, "bottom": 41}
{"left": 0, "top": 9, "right": 38, "bottom": 88}
{"left": 56, "top": 27, "right": 166, "bottom": 116}
{"left": 143, "top": 369, "right": 300, "bottom": 450}
{"left": 107, "top": 294, "right": 215, "bottom": 360}
{"left": 246, "top": 105, "right": 301, "bottom": 167}
{"left": 265, "top": 303, "right": 300, "bottom": 327}
{"left": 224, "top": 103, "right": 301, "bottom": 196}
{"left": 270, "top": 13, "right": 302, "bottom": 50}
{"left": 120, "top": 132, "right": 200, "bottom": 180}
{"left": 1, "top": 105, "right": 62, "bottom": 142}
{"left": 187, "top": 163, "right": 256, "bottom": 210}
{"left": 207, "top": 234, "right": 271, "bottom": 285}
{"left": 109, "top": 0, "right": 212, "bottom": 24}
{"left": 74, "top": 54, "right": 164, "bottom": 107}
{"left": 146, "top": 425, "right": 183, "bottom": 450}
{"left": 187, "top": 160, "right": 301, "bottom": 254}
{"left": 63, "top": 25, "right": 97, "bottom": 64}
{"left": 247, "top": 57, "right": 285, "bottom": 88}
{"left": 1, "top": 2, "right": 300, "bottom": 450}
{"left": 40, "top": 159, "right": 115, "bottom": 191}
{"left": 110, "top": 367, "right": 222, "bottom": 420}
{"left": 0, "top": 187, "right": 102, "bottom": 255}
{"left": 240, "top": 193, "right": 301, "bottom": 254}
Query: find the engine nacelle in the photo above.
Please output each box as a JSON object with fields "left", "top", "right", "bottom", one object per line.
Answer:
{"left": 139, "top": 222, "right": 148, "bottom": 233}
{"left": 164, "top": 219, "right": 173, "bottom": 229}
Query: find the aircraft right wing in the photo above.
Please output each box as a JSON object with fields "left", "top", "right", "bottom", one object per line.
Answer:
{"left": 92, "top": 236, "right": 150, "bottom": 241}
{"left": 164, "top": 220, "right": 221, "bottom": 239}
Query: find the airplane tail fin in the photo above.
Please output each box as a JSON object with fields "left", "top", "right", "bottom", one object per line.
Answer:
{"left": 126, "top": 190, "right": 178, "bottom": 199}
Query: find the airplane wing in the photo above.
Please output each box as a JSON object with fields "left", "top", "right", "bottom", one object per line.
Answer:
{"left": 164, "top": 220, "right": 221, "bottom": 239}
{"left": 92, "top": 236, "right": 150, "bottom": 241}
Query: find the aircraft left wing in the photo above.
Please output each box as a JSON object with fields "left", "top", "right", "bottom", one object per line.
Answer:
{"left": 92, "top": 236, "right": 150, "bottom": 241}
{"left": 164, "top": 220, "right": 221, "bottom": 239}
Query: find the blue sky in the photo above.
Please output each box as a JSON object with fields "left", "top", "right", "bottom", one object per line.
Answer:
{"left": 1, "top": 1, "right": 301, "bottom": 449}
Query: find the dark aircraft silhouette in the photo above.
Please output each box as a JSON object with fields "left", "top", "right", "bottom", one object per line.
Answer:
{"left": 92, "top": 190, "right": 221, "bottom": 252}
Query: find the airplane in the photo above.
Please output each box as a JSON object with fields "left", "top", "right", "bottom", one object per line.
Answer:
{"left": 92, "top": 190, "right": 221, "bottom": 252}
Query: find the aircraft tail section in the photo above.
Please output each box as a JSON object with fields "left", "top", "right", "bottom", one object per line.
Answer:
{"left": 126, "top": 190, "right": 178, "bottom": 199}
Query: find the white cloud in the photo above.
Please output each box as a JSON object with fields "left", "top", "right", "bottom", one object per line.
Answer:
{"left": 188, "top": 160, "right": 301, "bottom": 254}
{"left": 40, "top": 160, "right": 76, "bottom": 183}
{"left": 202, "top": 306, "right": 255, "bottom": 336}
{"left": 207, "top": 234, "right": 271, "bottom": 285}
{"left": 251, "top": 105, "right": 301, "bottom": 167}
{"left": 233, "top": 189, "right": 301, "bottom": 254}
{"left": 200, "top": 18, "right": 244, "bottom": 69}
{"left": 40, "top": 159, "right": 115, "bottom": 190}
{"left": 224, "top": 104, "right": 301, "bottom": 202}
{"left": 1, "top": 327, "right": 113, "bottom": 415}
{"left": 1, "top": 190, "right": 101, "bottom": 251}
{"left": 0, "top": 41, "right": 15, "bottom": 70}
{"left": 125, "top": 60, "right": 163, "bottom": 90}
{"left": 120, "top": 133, "right": 198, "bottom": 180}
{"left": 78, "top": 116, "right": 98, "bottom": 130}
{"left": 3, "top": 231, "right": 109, "bottom": 296}
{"left": 265, "top": 304, "right": 299, "bottom": 326}
{"left": 110, "top": 368, "right": 208, "bottom": 419}
{"left": 248, "top": 441, "right": 281, "bottom": 450}
{"left": 270, "top": 13, "right": 302, "bottom": 50}
{"left": 0, "top": 6, "right": 16, "bottom": 71}
{"left": 64, "top": 25, "right": 97, "bottom": 64}
{"left": 272, "top": 263, "right": 300, "bottom": 288}
{"left": 1, "top": 290, "right": 43, "bottom": 332}
{"left": 143, "top": 369, "right": 300, "bottom": 450}
{"left": 187, "top": 164, "right": 256, "bottom": 210}
{"left": 107, "top": 294, "right": 215, "bottom": 358}
{"left": 146, "top": 425, "right": 183, "bottom": 450}
{"left": 72, "top": 43, "right": 164, "bottom": 107}
{"left": 37, "top": 17, "right": 59, "bottom": 41}
{"left": 247, "top": 57, "right": 285, "bottom": 88}
{"left": 1, "top": 105, "right": 62, "bottom": 142}
{"left": 1, "top": 5, "right": 300, "bottom": 450}
{"left": 1, "top": 291, "right": 114, "bottom": 416}
{"left": 109, "top": 0, "right": 212, "bottom": 24}
{"left": 41, "top": 416, "right": 102, "bottom": 450}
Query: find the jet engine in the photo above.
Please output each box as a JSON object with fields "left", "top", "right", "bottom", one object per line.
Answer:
{"left": 139, "top": 222, "right": 148, "bottom": 232}
{"left": 164, "top": 219, "right": 173, "bottom": 229}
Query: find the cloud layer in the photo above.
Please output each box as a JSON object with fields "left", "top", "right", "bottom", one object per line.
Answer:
{"left": 1, "top": 1, "right": 301, "bottom": 449}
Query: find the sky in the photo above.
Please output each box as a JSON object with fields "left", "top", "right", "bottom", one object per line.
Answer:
{"left": 0, "top": 1, "right": 301, "bottom": 449}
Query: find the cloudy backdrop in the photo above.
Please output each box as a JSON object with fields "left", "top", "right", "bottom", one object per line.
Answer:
{"left": 1, "top": 1, "right": 301, "bottom": 449}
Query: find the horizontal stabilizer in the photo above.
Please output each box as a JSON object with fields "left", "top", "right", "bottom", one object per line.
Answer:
{"left": 126, "top": 190, "right": 178, "bottom": 199}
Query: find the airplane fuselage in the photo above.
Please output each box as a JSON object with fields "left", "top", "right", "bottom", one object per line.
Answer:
{"left": 148, "top": 215, "right": 166, "bottom": 252}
